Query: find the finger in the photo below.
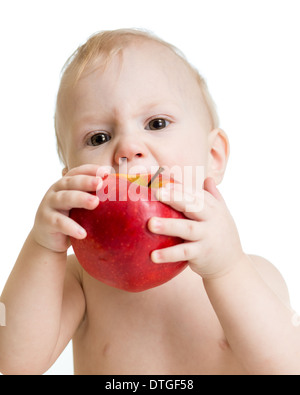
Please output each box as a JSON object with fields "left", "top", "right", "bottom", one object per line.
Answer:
{"left": 49, "top": 212, "right": 87, "bottom": 239}
{"left": 54, "top": 174, "right": 103, "bottom": 192}
{"left": 151, "top": 241, "right": 199, "bottom": 264}
{"left": 148, "top": 217, "right": 202, "bottom": 242}
{"left": 50, "top": 190, "right": 99, "bottom": 211}
{"left": 203, "top": 177, "right": 224, "bottom": 202}
{"left": 96, "top": 166, "right": 113, "bottom": 178}
{"left": 65, "top": 164, "right": 102, "bottom": 177}
{"left": 156, "top": 186, "right": 207, "bottom": 220}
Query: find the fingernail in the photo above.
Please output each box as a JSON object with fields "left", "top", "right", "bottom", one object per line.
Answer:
{"left": 150, "top": 218, "right": 161, "bottom": 232}
{"left": 88, "top": 195, "right": 99, "bottom": 203}
{"left": 151, "top": 250, "right": 162, "bottom": 263}
{"left": 96, "top": 177, "right": 103, "bottom": 191}
{"left": 77, "top": 227, "right": 86, "bottom": 237}
{"left": 96, "top": 166, "right": 112, "bottom": 178}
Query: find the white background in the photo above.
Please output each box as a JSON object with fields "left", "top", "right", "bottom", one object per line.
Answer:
{"left": 0, "top": 0, "right": 300, "bottom": 375}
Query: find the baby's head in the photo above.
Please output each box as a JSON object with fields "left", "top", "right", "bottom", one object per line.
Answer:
{"left": 55, "top": 29, "right": 228, "bottom": 187}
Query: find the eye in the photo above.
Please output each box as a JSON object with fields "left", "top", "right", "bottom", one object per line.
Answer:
{"left": 87, "top": 132, "right": 111, "bottom": 146}
{"left": 146, "top": 118, "right": 170, "bottom": 131}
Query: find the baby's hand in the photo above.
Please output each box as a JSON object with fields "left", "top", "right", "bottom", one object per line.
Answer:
{"left": 148, "top": 178, "right": 246, "bottom": 279}
{"left": 32, "top": 164, "right": 103, "bottom": 253}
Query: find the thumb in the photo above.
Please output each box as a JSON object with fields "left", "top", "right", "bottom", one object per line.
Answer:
{"left": 203, "top": 177, "right": 224, "bottom": 202}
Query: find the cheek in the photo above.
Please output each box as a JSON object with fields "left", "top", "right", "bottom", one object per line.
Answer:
{"left": 171, "top": 135, "right": 209, "bottom": 190}
{"left": 172, "top": 134, "right": 209, "bottom": 167}
{"left": 157, "top": 150, "right": 208, "bottom": 192}
{"left": 64, "top": 145, "right": 82, "bottom": 169}
{"left": 159, "top": 130, "right": 209, "bottom": 161}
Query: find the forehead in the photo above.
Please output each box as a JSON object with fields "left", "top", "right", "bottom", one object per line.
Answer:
{"left": 70, "top": 41, "right": 205, "bottom": 114}
{"left": 82, "top": 40, "right": 192, "bottom": 82}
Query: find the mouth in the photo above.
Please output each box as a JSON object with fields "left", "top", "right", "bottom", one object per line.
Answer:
{"left": 118, "top": 164, "right": 161, "bottom": 176}
{"left": 97, "top": 163, "right": 185, "bottom": 186}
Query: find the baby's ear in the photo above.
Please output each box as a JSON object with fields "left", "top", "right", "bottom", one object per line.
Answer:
{"left": 62, "top": 167, "right": 68, "bottom": 177}
{"left": 207, "top": 128, "right": 230, "bottom": 185}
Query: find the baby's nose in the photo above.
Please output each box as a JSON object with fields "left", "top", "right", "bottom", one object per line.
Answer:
{"left": 114, "top": 137, "right": 146, "bottom": 166}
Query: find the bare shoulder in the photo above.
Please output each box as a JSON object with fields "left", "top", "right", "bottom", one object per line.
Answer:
{"left": 248, "top": 254, "right": 290, "bottom": 307}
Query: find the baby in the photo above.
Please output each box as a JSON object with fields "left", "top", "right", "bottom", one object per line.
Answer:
{"left": 1, "top": 29, "right": 300, "bottom": 375}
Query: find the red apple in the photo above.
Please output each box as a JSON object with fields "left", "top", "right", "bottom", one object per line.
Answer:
{"left": 70, "top": 172, "right": 188, "bottom": 292}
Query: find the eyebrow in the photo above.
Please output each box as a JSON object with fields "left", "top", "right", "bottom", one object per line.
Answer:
{"left": 74, "top": 100, "right": 181, "bottom": 127}
{"left": 133, "top": 100, "right": 182, "bottom": 116}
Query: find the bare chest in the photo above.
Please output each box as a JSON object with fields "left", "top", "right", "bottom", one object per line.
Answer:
{"left": 73, "top": 275, "right": 246, "bottom": 375}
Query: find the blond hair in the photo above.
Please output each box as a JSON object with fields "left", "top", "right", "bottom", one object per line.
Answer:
{"left": 55, "top": 28, "right": 219, "bottom": 165}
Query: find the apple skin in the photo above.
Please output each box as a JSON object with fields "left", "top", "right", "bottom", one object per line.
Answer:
{"left": 70, "top": 174, "right": 188, "bottom": 292}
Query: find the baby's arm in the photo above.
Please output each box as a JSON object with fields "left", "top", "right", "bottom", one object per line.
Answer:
{"left": 203, "top": 254, "right": 299, "bottom": 374}
{"left": 149, "top": 178, "right": 300, "bottom": 374}
{"left": 0, "top": 165, "right": 102, "bottom": 375}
